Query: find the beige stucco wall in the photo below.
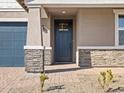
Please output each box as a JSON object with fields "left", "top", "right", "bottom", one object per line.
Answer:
{"left": 27, "top": 8, "right": 42, "bottom": 45}
{"left": 42, "top": 17, "right": 51, "bottom": 47}
{"left": 0, "top": 11, "right": 27, "bottom": 18}
{"left": 76, "top": 8, "right": 115, "bottom": 46}
{"left": 26, "top": 7, "right": 51, "bottom": 46}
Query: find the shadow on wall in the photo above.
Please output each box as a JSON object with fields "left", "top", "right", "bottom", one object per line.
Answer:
{"left": 79, "top": 50, "right": 92, "bottom": 68}
{"left": 42, "top": 25, "right": 49, "bottom": 33}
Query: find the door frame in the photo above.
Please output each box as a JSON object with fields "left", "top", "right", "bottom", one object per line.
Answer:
{"left": 51, "top": 17, "right": 76, "bottom": 64}
{"left": 54, "top": 19, "right": 73, "bottom": 63}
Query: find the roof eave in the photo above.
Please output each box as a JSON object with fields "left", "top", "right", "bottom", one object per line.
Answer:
{"left": 16, "top": 0, "right": 29, "bottom": 12}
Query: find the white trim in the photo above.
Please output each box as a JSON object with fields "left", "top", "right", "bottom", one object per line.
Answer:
{"left": 24, "top": 46, "right": 44, "bottom": 49}
{"left": 76, "top": 49, "right": 79, "bottom": 66}
{"left": 0, "top": 18, "right": 28, "bottom": 22}
{"left": 113, "top": 9, "right": 124, "bottom": 46}
{"left": 113, "top": 9, "right": 124, "bottom": 14}
{"left": 0, "top": 8, "right": 25, "bottom": 12}
{"left": 27, "top": 3, "right": 124, "bottom": 8}
{"left": 24, "top": 46, "right": 52, "bottom": 50}
{"left": 45, "top": 47, "right": 52, "bottom": 50}
{"left": 77, "top": 46, "right": 124, "bottom": 49}
{"left": 42, "top": 4, "right": 124, "bottom": 8}
{"left": 28, "top": 4, "right": 41, "bottom": 8}
{"left": 115, "top": 12, "right": 119, "bottom": 46}
{"left": 118, "top": 28, "right": 124, "bottom": 30}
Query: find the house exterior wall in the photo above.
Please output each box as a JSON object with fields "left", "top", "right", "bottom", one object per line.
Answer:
{"left": 76, "top": 8, "right": 124, "bottom": 67}
{"left": 26, "top": 8, "right": 42, "bottom": 46}
{"left": 0, "top": 4, "right": 51, "bottom": 71}
{"left": 0, "top": 6, "right": 52, "bottom": 72}
{"left": 42, "top": 17, "right": 52, "bottom": 65}
{"left": 25, "top": 49, "right": 44, "bottom": 72}
{"left": 2, "top": 0, "right": 123, "bottom": 70}
{"left": 79, "top": 49, "right": 124, "bottom": 67}
{"left": 0, "top": 0, "right": 22, "bottom": 9}
{"left": 25, "top": 48, "right": 52, "bottom": 72}
{"left": 15, "top": 0, "right": 124, "bottom": 71}
{"left": 41, "top": 17, "right": 51, "bottom": 47}
{"left": 25, "top": 7, "right": 52, "bottom": 72}
{"left": 0, "top": 11, "right": 27, "bottom": 18}
{"left": 76, "top": 8, "right": 115, "bottom": 46}
{"left": 26, "top": 8, "right": 51, "bottom": 46}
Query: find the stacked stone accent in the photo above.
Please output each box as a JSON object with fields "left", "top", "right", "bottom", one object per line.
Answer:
{"left": 44, "top": 49, "right": 52, "bottom": 65}
{"left": 25, "top": 49, "right": 52, "bottom": 73}
{"left": 79, "top": 49, "right": 124, "bottom": 67}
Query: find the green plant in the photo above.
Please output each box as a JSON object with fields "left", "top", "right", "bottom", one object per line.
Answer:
{"left": 98, "top": 69, "right": 114, "bottom": 93}
{"left": 40, "top": 73, "right": 49, "bottom": 92}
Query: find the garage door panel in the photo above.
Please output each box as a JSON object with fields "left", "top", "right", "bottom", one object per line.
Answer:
{"left": 15, "top": 49, "right": 24, "bottom": 56}
{"left": 14, "top": 40, "right": 25, "bottom": 49}
{"left": 14, "top": 57, "right": 24, "bottom": 67}
{"left": 14, "top": 32, "right": 26, "bottom": 40}
{"left": 0, "top": 40, "right": 13, "bottom": 48}
{"left": 0, "top": 49, "right": 13, "bottom": 56}
{"left": 0, "top": 32, "right": 13, "bottom": 39}
{"left": 0, "top": 57, "right": 15, "bottom": 67}
{"left": 0, "top": 22, "right": 27, "bottom": 67}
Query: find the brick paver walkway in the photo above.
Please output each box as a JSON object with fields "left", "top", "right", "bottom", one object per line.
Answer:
{"left": 0, "top": 64, "right": 124, "bottom": 93}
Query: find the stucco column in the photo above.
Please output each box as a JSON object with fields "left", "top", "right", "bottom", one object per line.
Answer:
{"left": 24, "top": 6, "right": 44, "bottom": 73}
{"left": 27, "top": 7, "right": 42, "bottom": 45}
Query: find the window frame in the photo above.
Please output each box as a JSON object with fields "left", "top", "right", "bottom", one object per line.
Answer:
{"left": 114, "top": 10, "right": 124, "bottom": 46}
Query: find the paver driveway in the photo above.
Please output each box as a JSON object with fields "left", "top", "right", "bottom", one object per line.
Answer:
{"left": 0, "top": 64, "right": 124, "bottom": 93}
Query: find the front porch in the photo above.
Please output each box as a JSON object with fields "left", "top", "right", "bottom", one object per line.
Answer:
{"left": 1, "top": 65, "right": 124, "bottom": 93}
{"left": 24, "top": 3, "right": 124, "bottom": 72}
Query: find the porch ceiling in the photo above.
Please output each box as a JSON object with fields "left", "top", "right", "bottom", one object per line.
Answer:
{"left": 46, "top": 8, "right": 78, "bottom": 17}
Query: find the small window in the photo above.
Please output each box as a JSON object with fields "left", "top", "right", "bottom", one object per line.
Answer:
{"left": 119, "top": 30, "right": 124, "bottom": 45}
{"left": 59, "top": 23, "right": 69, "bottom": 31}
{"left": 118, "top": 15, "right": 124, "bottom": 45}
{"left": 119, "top": 15, "right": 124, "bottom": 27}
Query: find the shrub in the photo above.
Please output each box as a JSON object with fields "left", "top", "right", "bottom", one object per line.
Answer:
{"left": 98, "top": 69, "right": 114, "bottom": 93}
{"left": 40, "top": 73, "right": 49, "bottom": 92}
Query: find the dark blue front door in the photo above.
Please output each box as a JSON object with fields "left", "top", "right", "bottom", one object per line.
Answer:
{"left": 55, "top": 20, "right": 73, "bottom": 63}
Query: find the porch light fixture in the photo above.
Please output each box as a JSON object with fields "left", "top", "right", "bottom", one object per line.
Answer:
{"left": 62, "top": 10, "right": 66, "bottom": 14}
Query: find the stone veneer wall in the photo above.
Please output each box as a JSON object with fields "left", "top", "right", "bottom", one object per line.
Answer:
{"left": 79, "top": 49, "right": 124, "bottom": 67}
{"left": 44, "top": 49, "right": 52, "bottom": 65}
{"left": 25, "top": 49, "right": 52, "bottom": 72}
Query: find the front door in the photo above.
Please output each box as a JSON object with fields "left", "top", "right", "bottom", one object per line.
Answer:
{"left": 54, "top": 19, "right": 73, "bottom": 63}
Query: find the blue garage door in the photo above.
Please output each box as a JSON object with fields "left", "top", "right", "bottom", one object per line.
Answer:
{"left": 0, "top": 22, "right": 27, "bottom": 67}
